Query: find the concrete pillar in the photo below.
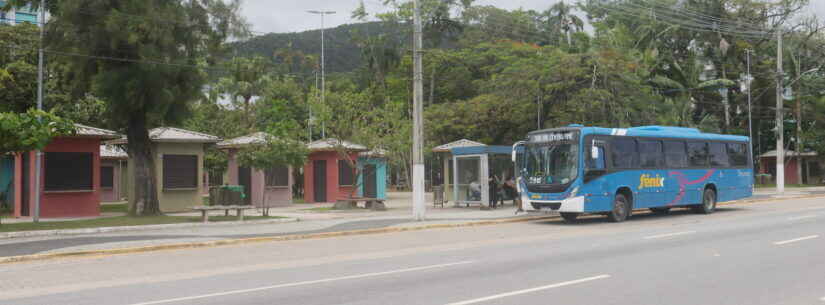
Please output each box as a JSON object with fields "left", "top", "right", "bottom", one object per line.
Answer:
{"left": 227, "top": 149, "right": 238, "bottom": 185}
{"left": 13, "top": 153, "right": 22, "bottom": 218}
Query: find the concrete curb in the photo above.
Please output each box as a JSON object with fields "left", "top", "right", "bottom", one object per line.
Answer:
{"left": 0, "top": 215, "right": 557, "bottom": 265}
{"left": 1, "top": 193, "right": 822, "bottom": 265}
{"left": 0, "top": 218, "right": 300, "bottom": 240}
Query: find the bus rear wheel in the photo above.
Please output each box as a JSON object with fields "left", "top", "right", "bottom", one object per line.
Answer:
{"left": 560, "top": 212, "right": 579, "bottom": 222}
{"left": 607, "top": 193, "right": 631, "bottom": 222}
{"left": 692, "top": 188, "right": 717, "bottom": 214}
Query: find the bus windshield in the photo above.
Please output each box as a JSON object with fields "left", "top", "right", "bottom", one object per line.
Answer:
{"left": 523, "top": 142, "right": 579, "bottom": 186}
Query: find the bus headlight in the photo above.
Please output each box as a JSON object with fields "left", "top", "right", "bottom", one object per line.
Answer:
{"left": 567, "top": 186, "right": 579, "bottom": 199}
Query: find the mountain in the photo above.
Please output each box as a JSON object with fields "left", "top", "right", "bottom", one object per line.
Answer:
{"left": 233, "top": 22, "right": 405, "bottom": 74}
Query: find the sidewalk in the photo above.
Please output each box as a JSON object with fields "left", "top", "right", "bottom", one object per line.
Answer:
{"left": 0, "top": 192, "right": 534, "bottom": 258}
{"left": 1, "top": 188, "right": 823, "bottom": 260}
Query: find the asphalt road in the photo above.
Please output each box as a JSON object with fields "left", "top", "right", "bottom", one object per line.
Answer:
{"left": 1, "top": 197, "right": 824, "bottom": 305}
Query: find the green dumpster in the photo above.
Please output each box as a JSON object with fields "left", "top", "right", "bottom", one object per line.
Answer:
{"left": 208, "top": 185, "right": 247, "bottom": 206}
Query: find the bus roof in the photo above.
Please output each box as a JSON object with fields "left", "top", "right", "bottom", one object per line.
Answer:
{"left": 528, "top": 125, "right": 749, "bottom": 142}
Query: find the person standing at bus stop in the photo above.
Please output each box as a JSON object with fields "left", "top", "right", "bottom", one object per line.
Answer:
{"left": 489, "top": 174, "right": 499, "bottom": 209}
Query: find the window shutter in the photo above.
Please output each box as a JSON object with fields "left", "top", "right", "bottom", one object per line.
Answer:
{"left": 163, "top": 155, "right": 198, "bottom": 189}
{"left": 44, "top": 152, "right": 93, "bottom": 191}
{"left": 338, "top": 160, "right": 354, "bottom": 186}
{"left": 265, "top": 166, "right": 289, "bottom": 187}
{"left": 101, "top": 166, "right": 114, "bottom": 188}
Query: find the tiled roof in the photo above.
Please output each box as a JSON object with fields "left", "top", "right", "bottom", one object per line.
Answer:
{"left": 759, "top": 150, "right": 818, "bottom": 158}
{"left": 216, "top": 132, "right": 268, "bottom": 149}
{"left": 109, "top": 127, "right": 221, "bottom": 144}
{"left": 100, "top": 145, "right": 128, "bottom": 159}
{"left": 307, "top": 138, "right": 367, "bottom": 152}
{"left": 432, "top": 139, "right": 485, "bottom": 152}
{"left": 72, "top": 124, "right": 120, "bottom": 140}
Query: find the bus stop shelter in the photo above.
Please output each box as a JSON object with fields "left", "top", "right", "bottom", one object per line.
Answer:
{"left": 451, "top": 145, "right": 516, "bottom": 207}
{"left": 432, "top": 139, "right": 485, "bottom": 205}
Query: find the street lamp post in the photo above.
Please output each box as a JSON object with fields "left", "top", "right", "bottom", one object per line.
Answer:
{"left": 307, "top": 10, "right": 336, "bottom": 139}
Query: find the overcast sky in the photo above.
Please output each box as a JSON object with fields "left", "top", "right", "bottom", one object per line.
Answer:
{"left": 242, "top": 0, "right": 825, "bottom": 34}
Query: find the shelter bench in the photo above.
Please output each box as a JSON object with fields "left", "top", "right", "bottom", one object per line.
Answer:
{"left": 333, "top": 197, "right": 387, "bottom": 211}
{"left": 192, "top": 205, "right": 256, "bottom": 223}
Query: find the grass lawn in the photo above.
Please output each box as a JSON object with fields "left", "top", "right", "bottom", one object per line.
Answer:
{"left": 100, "top": 203, "right": 129, "bottom": 214}
{"left": 302, "top": 207, "right": 334, "bottom": 212}
{"left": 0, "top": 214, "right": 286, "bottom": 233}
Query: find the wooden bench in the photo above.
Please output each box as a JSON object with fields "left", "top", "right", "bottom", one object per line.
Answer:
{"left": 191, "top": 205, "right": 256, "bottom": 223}
{"left": 333, "top": 197, "right": 387, "bottom": 211}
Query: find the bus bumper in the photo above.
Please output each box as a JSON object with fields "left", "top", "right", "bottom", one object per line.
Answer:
{"left": 522, "top": 196, "right": 585, "bottom": 213}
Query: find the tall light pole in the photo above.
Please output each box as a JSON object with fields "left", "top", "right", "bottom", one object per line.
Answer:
{"left": 746, "top": 49, "right": 754, "bottom": 180}
{"left": 33, "top": 0, "right": 46, "bottom": 223}
{"left": 307, "top": 10, "right": 335, "bottom": 139}
{"left": 776, "top": 29, "right": 784, "bottom": 195}
{"left": 412, "top": 0, "right": 426, "bottom": 221}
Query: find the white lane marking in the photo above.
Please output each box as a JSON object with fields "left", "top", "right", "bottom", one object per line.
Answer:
{"left": 773, "top": 235, "right": 819, "bottom": 246}
{"left": 129, "top": 261, "right": 474, "bottom": 305}
{"left": 820, "top": 296, "right": 825, "bottom": 301}
{"left": 444, "top": 275, "right": 611, "bottom": 305}
{"left": 644, "top": 231, "right": 697, "bottom": 240}
{"left": 788, "top": 215, "right": 817, "bottom": 221}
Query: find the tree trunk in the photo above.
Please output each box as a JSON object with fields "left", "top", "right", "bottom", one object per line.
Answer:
{"left": 127, "top": 116, "right": 161, "bottom": 216}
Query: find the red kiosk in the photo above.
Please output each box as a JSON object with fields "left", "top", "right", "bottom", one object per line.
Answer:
{"left": 9, "top": 124, "right": 120, "bottom": 218}
{"left": 303, "top": 139, "right": 367, "bottom": 203}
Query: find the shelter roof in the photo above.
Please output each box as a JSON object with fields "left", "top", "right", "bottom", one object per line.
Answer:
{"left": 109, "top": 127, "right": 221, "bottom": 144}
{"left": 71, "top": 124, "right": 120, "bottom": 140}
{"left": 307, "top": 138, "right": 367, "bottom": 152}
{"left": 432, "top": 139, "right": 485, "bottom": 153}
{"left": 759, "top": 150, "right": 818, "bottom": 158}
{"left": 100, "top": 145, "right": 128, "bottom": 159}
{"left": 451, "top": 145, "right": 514, "bottom": 156}
{"left": 216, "top": 132, "right": 269, "bottom": 149}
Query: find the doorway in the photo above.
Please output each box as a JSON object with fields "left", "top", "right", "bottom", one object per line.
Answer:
{"left": 363, "top": 164, "right": 377, "bottom": 198}
{"left": 313, "top": 160, "right": 327, "bottom": 202}
{"left": 238, "top": 167, "right": 252, "bottom": 205}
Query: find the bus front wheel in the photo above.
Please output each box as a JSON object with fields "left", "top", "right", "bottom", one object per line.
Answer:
{"left": 560, "top": 212, "right": 579, "bottom": 222}
{"left": 692, "top": 188, "right": 717, "bottom": 214}
{"left": 607, "top": 193, "right": 631, "bottom": 222}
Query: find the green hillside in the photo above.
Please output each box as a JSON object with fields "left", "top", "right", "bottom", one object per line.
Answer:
{"left": 233, "top": 21, "right": 405, "bottom": 73}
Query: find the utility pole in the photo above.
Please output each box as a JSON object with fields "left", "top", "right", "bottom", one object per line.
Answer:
{"left": 775, "top": 29, "right": 785, "bottom": 195}
{"left": 412, "top": 0, "right": 426, "bottom": 221}
{"left": 795, "top": 55, "right": 802, "bottom": 186}
{"left": 33, "top": 0, "right": 46, "bottom": 223}
{"left": 307, "top": 10, "right": 335, "bottom": 139}
{"left": 746, "top": 49, "right": 754, "bottom": 180}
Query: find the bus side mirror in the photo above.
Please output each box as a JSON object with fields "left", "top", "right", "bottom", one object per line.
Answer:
{"left": 591, "top": 146, "right": 600, "bottom": 159}
{"left": 512, "top": 141, "right": 525, "bottom": 163}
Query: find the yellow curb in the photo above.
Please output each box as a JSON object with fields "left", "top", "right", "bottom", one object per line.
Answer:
{"left": 2, "top": 193, "right": 822, "bottom": 265}
{"left": 0, "top": 215, "right": 557, "bottom": 265}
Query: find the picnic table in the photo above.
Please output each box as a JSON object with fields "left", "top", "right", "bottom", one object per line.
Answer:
{"left": 191, "top": 205, "right": 256, "bottom": 223}
{"left": 333, "top": 197, "right": 387, "bottom": 211}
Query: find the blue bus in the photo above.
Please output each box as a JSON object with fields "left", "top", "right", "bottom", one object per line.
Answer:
{"left": 513, "top": 125, "right": 753, "bottom": 222}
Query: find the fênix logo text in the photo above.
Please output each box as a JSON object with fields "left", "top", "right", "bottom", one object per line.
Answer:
{"left": 639, "top": 174, "right": 664, "bottom": 189}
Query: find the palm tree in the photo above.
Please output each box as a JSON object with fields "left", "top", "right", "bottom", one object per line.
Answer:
{"left": 544, "top": 1, "right": 584, "bottom": 46}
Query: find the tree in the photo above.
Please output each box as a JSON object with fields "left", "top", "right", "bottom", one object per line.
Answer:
{"left": 216, "top": 56, "right": 273, "bottom": 130}
{"left": 543, "top": 1, "right": 584, "bottom": 47}
{"left": 236, "top": 134, "right": 308, "bottom": 216}
{"left": 41, "top": 0, "right": 248, "bottom": 216}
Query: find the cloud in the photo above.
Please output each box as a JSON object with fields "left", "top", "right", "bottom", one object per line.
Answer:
{"left": 241, "top": 0, "right": 825, "bottom": 34}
